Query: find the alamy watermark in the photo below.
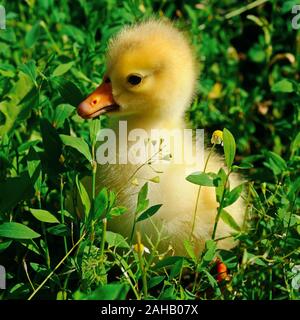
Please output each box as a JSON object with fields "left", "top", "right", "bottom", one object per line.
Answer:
{"left": 291, "top": 265, "right": 300, "bottom": 290}
{"left": 0, "top": 265, "right": 6, "bottom": 289}
{"left": 0, "top": 5, "right": 5, "bottom": 30}
{"left": 95, "top": 121, "right": 204, "bottom": 168}
{"left": 292, "top": 5, "right": 300, "bottom": 30}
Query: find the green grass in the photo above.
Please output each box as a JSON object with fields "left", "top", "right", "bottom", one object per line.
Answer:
{"left": 0, "top": 0, "right": 299, "bottom": 300}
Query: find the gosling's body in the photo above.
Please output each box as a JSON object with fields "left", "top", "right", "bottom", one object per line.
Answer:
{"left": 78, "top": 20, "right": 245, "bottom": 256}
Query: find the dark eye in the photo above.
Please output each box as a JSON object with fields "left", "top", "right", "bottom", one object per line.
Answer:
{"left": 104, "top": 76, "right": 111, "bottom": 83}
{"left": 127, "top": 74, "right": 142, "bottom": 85}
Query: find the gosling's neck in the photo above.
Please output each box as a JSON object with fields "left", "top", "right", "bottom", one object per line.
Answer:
{"left": 108, "top": 107, "right": 187, "bottom": 132}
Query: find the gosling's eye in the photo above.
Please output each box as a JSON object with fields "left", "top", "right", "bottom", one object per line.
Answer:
{"left": 104, "top": 76, "right": 111, "bottom": 83}
{"left": 127, "top": 74, "right": 142, "bottom": 85}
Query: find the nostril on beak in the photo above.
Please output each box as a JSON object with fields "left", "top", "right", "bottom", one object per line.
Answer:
{"left": 77, "top": 101, "right": 90, "bottom": 117}
{"left": 92, "top": 99, "right": 97, "bottom": 105}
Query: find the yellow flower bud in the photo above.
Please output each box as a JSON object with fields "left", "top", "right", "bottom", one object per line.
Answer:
{"left": 133, "top": 243, "right": 145, "bottom": 254}
{"left": 211, "top": 130, "right": 224, "bottom": 145}
{"left": 132, "top": 243, "right": 150, "bottom": 255}
{"left": 149, "top": 176, "right": 160, "bottom": 183}
{"left": 131, "top": 178, "right": 139, "bottom": 186}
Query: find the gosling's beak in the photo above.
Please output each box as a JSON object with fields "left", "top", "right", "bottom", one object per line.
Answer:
{"left": 77, "top": 82, "right": 119, "bottom": 119}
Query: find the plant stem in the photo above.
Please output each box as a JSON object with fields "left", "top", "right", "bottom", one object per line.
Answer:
{"left": 61, "top": 273, "right": 71, "bottom": 300}
{"left": 111, "top": 250, "right": 141, "bottom": 300}
{"left": 192, "top": 268, "right": 199, "bottom": 293}
{"left": 60, "top": 175, "right": 68, "bottom": 255}
{"left": 89, "top": 146, "right": 97, "bottom": 252}
{"left": 39, "top": 20, "right": 61, "bottom": 54}
{"left": 117, "top": 147, "right": 164, "bottom": 197}
{"left": 212, "top": 171, "right": 231, "bottom": 240}
{"left": 225, "top": 0, "right": 269, "bottom": 19}
{"left": 242, "top": 182, "right": 253, "bottom": 230}
{"left": 91, "top": 145, "right": 97, "bottom": 201}
{"left": 99, "top": 218, "right": 107, "bottom": 261}
{"left": 284, "top": 195, "right": 298, "bottom": 249}
{"left": 129, "top": 212, "right": 138, "bottom": 244}
{"left": 28, "top": 232, "right": 86, "bottom": 300}
{"left": 137, "top": 232, "right": 148, "bottom": 299}
{"left": 37, "top": 194, "right": 50, "bottom": 269}
{"left": 190, "top": 144, "right": 216, "bottom": 240}
{"left": 23, "top": 256, "right": 35, "bottom": 291}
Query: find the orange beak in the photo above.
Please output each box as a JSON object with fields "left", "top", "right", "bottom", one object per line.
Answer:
{"left": 77, "top": 81, "right": 119, "bottom": 119}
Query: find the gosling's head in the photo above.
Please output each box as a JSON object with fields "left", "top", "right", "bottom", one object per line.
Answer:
{"left": 77, "top": 19, "right": 198, "bottom": 120}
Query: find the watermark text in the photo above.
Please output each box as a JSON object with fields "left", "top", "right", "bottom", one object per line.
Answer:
{"left": 0, "top": 265, "right": 6, "bottom": 289}
{"left": 95, "top": 121, "right": 204, "bottom": 168}
{"left": 0, "top": 5, "right": 5, "bottom": 30}
{"left": 292, "top": 5, "right": 300, "bottom": 30}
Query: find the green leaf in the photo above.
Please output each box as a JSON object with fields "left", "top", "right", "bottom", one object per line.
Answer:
{"left": 155, "top": 256, "right": 188, "bottom": 269}
{"left": 19, "top": 240, "right": 41, "bottom": 255}
{"left": 0, "top": 73, "right": 33, "bottom": 136}
{"left": 0, "top": 173, "right": 34, "bottom": 213}
{"left": 106, "top": 231, "right": 129, "bottom": 249}
{"left": 220, "top": 209, "right": 241, "bottom": 231}
{"left": 94, "top": 188, "right": 108, "bottom": 219}
{"left": 17, "top": 87, "right": 40, "bottom": 122}
{"left": 263, "top": 151, "right": 287, "bottom": 176}
{"left": 0, "top": 222, "right": 41, "bottom": 239}
{"left": 203, "top": 270, "right": 221, "bottom": 296}
{"left": 40, "top": 118, "right": 63, "bottom": 176}
{"left": 282, "top": 1, "right": 299, "bottom": 13}
{"left": 30, "top": 208, "right": 60, "bottom": 224}
{"left": 109, "top": 206, "right": 127, "bottom": 217}
{"left": 0, "top": 240, "right": 12, "bottom": 252}
{"left": 223, "top": 128, "right": 236, "bottom": 168}
{"left": 89, "top": 118, "right": 101, "bottom": 145}
{"left": 30, "top": 263, "right": 48, "bottom": 275}
{"left": 183, "top": 239, "right": 197, "bottom": 263}
{"left": 136, "top": 183, "right": 149, "bottom": 213}
{"left": 170, "top": 258, "right": 184, "bottom": 279}
{"left": 159, "top": 285, "right": 176, "bottom": 300}
{"left": 56, "top": 291, "right": 67, "bottom": 300}
{"left": 47, "top": 224, "right": 69, "bottom": 236}
{"left": 108, "top": 190, "right": 116, "bottom": 211}
{"left": 56, "top": 79, "right": 83, "bottom": 107}
{"left": 19, "top": 60, "right": 37, "bottom": 86}
{"left": 223, "top": 184, "right": 243, "bottom": 208}
{"left": 0, "top": 63, "right": 15, "bottom": 77}
{"left": 215, "top": 168, "right": 227, "bottom": 203}
{"left": 25, "top": 22, "right": 41, "bottom": 48}
{"left": 52, "top": 62, "right": 74, "bottom": 77}
{"left": 52, "top": 104, "right": 74, "bottom": 128}
{"left": 148, "top": 276, "right": 165, "bottom": 289}
{"left": 60, "top": 134, "right": 92, "bottom": 161}
{"left": 18, "top": 140, "right": 39, "bottom": 153}
{"left": 75, "top": 175, "right": 91, "bottom": 217}
{"left": 8, "top": 283, "right": 30, "bottom": 299}
{"left": 77, "top": 283, "right": 130, "bottom": 300}
{"left": 27, "top": 147, "right": 42, "bottom": 191}
{"left": 58, "top": 209, "right": 74, "bottom": 220}
{"left": 0, "top": 27, "right": 16, "bottom": 43}
{"left": 202, "top": 240, "right": 217, "bottom": 263}
{"left": 137, "top": 204, "right": 162, "bottom": 222}
{"left": 247, "top": 253, "right": 267, "bottom": 266}
{"left": 271, "top": 79, "right": 294, "bottom": 93}
{"left": 186, "top": 172, "right": 216, "bottom": 186}
{"left": 287, "top": 177, "right": 300, "bottom": 202}
{"left": 232, "top": 162, "right": 254, "bottom": 170}
{"left": 248, "top": 44, "right": 266, "bottom": 63}
{"left": 61, "top": 25, "right": 85, "bottom": 44}
{"left": 291, "top": 131, "right": 300, "bottom": 156}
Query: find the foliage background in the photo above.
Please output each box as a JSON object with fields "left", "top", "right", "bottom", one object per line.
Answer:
{"left": 0, "top": 0, "right": 299, "bottom": 300}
